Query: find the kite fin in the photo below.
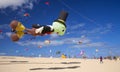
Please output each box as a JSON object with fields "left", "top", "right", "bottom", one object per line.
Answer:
{"left": 16, "top": 31, "right": 25, "bottom": 38}
{"left": 15, "top": 22, "right": 25, "bottom": 31}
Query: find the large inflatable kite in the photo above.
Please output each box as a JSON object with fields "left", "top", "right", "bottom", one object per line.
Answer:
{"left": 10, "top": 11, "right": 68, "bottom": 42}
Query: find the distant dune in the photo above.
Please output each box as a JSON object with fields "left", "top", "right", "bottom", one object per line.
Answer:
{"left": 0, "top": 56, "right": 120, "bottom": 72}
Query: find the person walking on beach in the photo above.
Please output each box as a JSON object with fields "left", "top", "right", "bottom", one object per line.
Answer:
{"left": 100, "top": 56, "right": 103, "bottom": 63}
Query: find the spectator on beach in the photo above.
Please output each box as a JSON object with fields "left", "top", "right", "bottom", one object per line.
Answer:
{"left": 113, "top": 56, "right": 117, "bottom": 61}
{"left": 100, "top": 56, "right": 103, "bottom": 63}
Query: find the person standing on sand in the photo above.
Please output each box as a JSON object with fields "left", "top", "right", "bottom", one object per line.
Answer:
{"left": 100, "top": 56, "right": 103, "bottom": 63}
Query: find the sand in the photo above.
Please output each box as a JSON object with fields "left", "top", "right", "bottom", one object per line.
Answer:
{"left": 0, "top": 56, "right": 120, "bottom": 72}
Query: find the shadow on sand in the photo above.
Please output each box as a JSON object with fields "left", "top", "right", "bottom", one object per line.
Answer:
{"left": 0, "top": 61, "right": 81, "bottom": 65}
{"left": 61, "top": 62, "right": 81, "bottom": 64}
{"left": 1, "top": 57, "right": 16, "bottom": 59}
{"left": 30, "top": 66, "right": 80, "bottom": 70}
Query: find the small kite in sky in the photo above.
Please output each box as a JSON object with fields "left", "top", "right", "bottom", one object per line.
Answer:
{"left": 0, "top": 30, "right": 2, "bottom": 34}
{"left": 56, "top": 51, "right": 61, "bottom": 54}
{"left": 80, "top": 50, "right": 84, "bottom": 56}
{"left": 24, "top": 13, "right": 30, "bottom": 17}
{"left": 45, "top": 1, "right": 50, "bottom": 5}
{"left": 44, "top": 40, "right": 51, "bottom": 44}
{"left": 38, "top": 45, "right": 42, "bottom": 48}
{"left": 49, "top": 49, "right": 52, "bottom": 53}
{"left": 25, "top": 48, "right": 29, "bottom": 51}
{"left": 96, "top": 49, "right": 99, "bottom": 52}
{"left": 78, "top": 41, "right": 82, "bottom": 44}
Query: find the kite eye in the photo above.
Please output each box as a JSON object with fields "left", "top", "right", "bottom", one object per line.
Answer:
{"left": 62, "top": 30, "right": 64, "bottom": 32}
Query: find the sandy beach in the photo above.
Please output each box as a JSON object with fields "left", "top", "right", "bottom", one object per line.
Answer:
{"left": 0, "top": 56, "right": 120, "bottom": 72}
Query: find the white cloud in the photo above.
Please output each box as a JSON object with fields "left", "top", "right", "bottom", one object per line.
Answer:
{"left": 0, "top": 0, "right": 35, "bottom": 10}
{"left": 16, "top": 36, "right": 91, "bottom": 47}
{"left": 15, "top": 37, "right": 107, "bottom": 50}
{"left": 24, "top": 2, "right": 33, "bottom": 9}
{"left": 16, "top": 40, "right": 64, "bottom": 47}
{"left": 100, "top": 24, "right": 112, "bottom": 34}
{"left": 86, "top": 42, "right": 105, "bottom": 47}
{"left": 0, "top": 53, "right": 6, "bottom": 55}
{"left": 72, "top": 42, "right": 106, "bottom": 48}
{"left": 5, "top": 32, "right": 12, "bottom": 37}
{"left": 16, "top": 41, "right": 44, "bottom": 46}
{"left": 15, "top": 35, "right": 106, "bottom": 49}
{"left": 0, "top": 24, "right": 11, "bottom": 39}
{"left": 50, "top": 40, "right": 64, "bottom": 46}
{"left": 50, "top": 33, "right": 59, "bottom": 39}
{"left": 69, "top": 23, "right": 85, "bottom": 30}
{"left": 80, "top": 23, "right": 112, "bottom": 35}
{"left": 72, "top": 44, "right": 88, "bottom": 48}
{"left": 0, "top": 24, "right": 9, "bottom": 29}
{"left": 67, "top": 23, "right": 112, "bottom": 35}
{"left": 0, "top": 35, "right": 4, "bottom": 39}
{"left": 0, "top": 0, "right": 27, "bottom": 8}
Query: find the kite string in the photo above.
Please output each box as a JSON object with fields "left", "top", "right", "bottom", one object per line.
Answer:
{"left": 58, "top": 0, "right": 97, "bottom": 24}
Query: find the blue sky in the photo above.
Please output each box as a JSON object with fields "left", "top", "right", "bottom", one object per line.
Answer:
{"left": 0, "top": 0, "right": 120, "bottom": 58}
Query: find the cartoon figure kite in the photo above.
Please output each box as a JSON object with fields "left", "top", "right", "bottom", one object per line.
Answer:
{"left": 10, "top": 11, "right": 68, "bottom": 41}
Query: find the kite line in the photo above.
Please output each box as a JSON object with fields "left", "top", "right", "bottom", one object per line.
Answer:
{"left": 58, "top": 0, "right": 97, "bottom": 24}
